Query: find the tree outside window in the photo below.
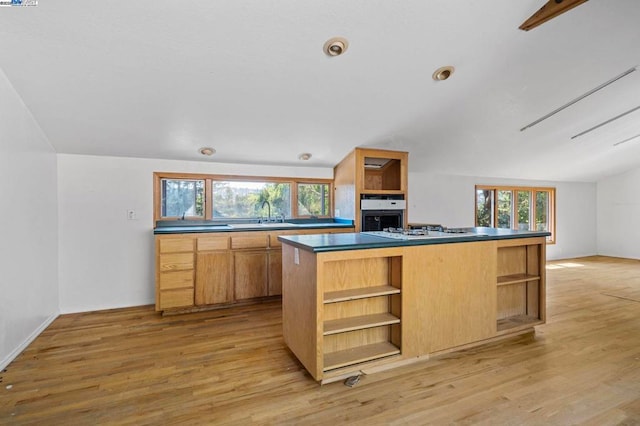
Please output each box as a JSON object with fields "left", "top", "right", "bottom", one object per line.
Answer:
{"left": 161, "top": 179, "right": 204, "bottom": 218}
{"left": 212, "top": 181, "right": 291, "bottom": 219}
{"left": 297, "top": 183, "right": 330, "bottom": 216}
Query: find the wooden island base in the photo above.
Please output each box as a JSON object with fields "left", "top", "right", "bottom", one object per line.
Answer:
{"left": 281, "top": 236, "right": 546, "bottom": 383}
{"left": 319, "top": 328, "right": 536, "bottom": 384}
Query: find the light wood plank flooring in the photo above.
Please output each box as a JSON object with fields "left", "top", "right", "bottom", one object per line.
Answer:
{"left": 1, "top": 256, "right": 639, "bottom": 425}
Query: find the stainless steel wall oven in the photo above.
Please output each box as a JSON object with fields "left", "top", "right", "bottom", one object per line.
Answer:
{"left": 360, "top": 194, "right": 406, "bottom": 231}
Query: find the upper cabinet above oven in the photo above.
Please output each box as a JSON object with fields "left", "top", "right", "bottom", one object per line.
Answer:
{"left": 363, "top": 155, "right": 405, "bottom": 192}
{"left": 334, "top": 148, "right": 408, "bottom": 231}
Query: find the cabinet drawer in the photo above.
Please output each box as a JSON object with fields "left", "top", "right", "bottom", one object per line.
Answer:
{"left": 159, "top": 270, "right": 194, "bottom": 290}
{"left": 269, "top": 231, "right": 296, "bottom": 247}
{"left": 197, "top": 236, "right": 229, "bottom": 251}
{"left": 159, "top": 289, "right": 194, "bottom": 310}
{"left": 270, "top": 234, "right": 283, "bottom": 248}
{"left": 231, "top": 235, "right": 268, "bottom": 249}
{"left": 159, "top": 253, "right": 194, "bottom": 272}
{"left": 158, "top": 238, "right": 194, "bottom": 253}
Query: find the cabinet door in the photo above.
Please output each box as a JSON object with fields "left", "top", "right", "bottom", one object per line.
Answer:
{"left": 234, "top": 250, "right": 268, "bottom": 300}
{"left": 406, "top": 241, "right": 497, "bottom": 354}
{"left": 268, "top": 249, "right": 283, "bottom": 296}
{"left": 195, "top": 251, "right": 233, "bottom": 305}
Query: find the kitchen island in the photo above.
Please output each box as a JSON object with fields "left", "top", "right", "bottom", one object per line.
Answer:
{"left": 278, "top": 227, "right": 550, "bottom": 383}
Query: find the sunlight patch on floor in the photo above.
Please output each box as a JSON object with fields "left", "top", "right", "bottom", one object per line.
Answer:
{"left": 547, "top": 262, "right": 584, "bottom": 270}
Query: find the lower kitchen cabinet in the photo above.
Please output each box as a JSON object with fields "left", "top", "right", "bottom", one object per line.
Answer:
{"left": 412, "top": 241, "right": 496, "bottom": 353}
{"left": 268, "top": 250, "right": 283, "bottom": 296}
{"left": 156, "top": 236, "right": 195, "bottom": 310}
{"left": 195, "top": 251, "right": 233, "bottom": 305}
{"left": 155, "top": 227, "right": 353, "bottom": 313}
{"left": 234, "top": 250, "right": 268, "bottom": 300}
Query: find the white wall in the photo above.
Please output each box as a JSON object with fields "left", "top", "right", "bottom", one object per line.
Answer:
{"left": 597, "top": 166, "right": 640, "bottom": 259}
{"left": 0, "top": 70, "right": 59, "bottom": 369}
{"left": 407, "top": 172, "right": 597, "bottom": 260}
{"left": 57, "top": 154, "right": 333, "bottom": 313}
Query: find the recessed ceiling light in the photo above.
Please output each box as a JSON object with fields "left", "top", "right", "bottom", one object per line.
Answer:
{"left": 432, "top": 66, "right": 455, "bottom": 81}
{"left": 323, "top": 37, "right": 348, "bottom": 57}
{"left": 298, "top": 153, "right": 312, "bottom": 161}
{"left": 199, "top": 147, "right": 216, "bottom": 156}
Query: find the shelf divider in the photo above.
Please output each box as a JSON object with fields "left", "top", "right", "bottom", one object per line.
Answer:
{"left": 324, "top": 285, "right": 401, "bottom": 304}
{"left": 497, "top": 273, "right": 540, "bottom": 286}
{"left": 323, "top": 341, "right": 400, "bottom": 371}
{"left": 323, "top": 313, "right": 400, "bottom": 335}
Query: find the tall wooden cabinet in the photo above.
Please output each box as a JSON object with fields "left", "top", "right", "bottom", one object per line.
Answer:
{"left": 334, "top": 148, "right": 408, "bottom": 231}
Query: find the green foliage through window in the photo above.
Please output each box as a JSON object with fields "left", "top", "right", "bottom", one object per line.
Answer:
{"left": 497, "top": 190, "right": 512, "bottom": 229}
{"left": 212, "top": 181, "right": 291, "bottom": 219}
{"left": 298, "top": 183, "right": 330, "bottom": 216}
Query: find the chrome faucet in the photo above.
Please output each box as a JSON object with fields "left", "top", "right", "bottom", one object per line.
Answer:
{"left": 261, "top": 200, "right": 271, "bottom": 223}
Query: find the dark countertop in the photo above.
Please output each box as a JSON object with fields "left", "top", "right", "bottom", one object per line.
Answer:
{"left": 277, "top": 227, "right": 551, "bottom": 252}
{"left": 153, "top": 218, "right": 354, "bottom": 235}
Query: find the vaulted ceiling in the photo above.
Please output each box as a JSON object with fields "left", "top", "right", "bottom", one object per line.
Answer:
{"left": 1, "top": 0, "right": 639, "bottom": 181}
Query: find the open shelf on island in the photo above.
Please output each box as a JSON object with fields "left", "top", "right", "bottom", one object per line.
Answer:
{"left": 497, "top": 274, "right": 541, "bottom": 286}
{"left": 497, "top": 314, "right": 543, "bottom": 332}
{"left": 323, "top": 313, "right": 400, "bottom": 335}
{"left": 323, "top": 341, "right": 400, "bottom": 371}
{"left": 324, "top": 285, "right": 401, "bottom": 304}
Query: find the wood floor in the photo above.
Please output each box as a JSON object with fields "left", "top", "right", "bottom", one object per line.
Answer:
{"left": 1, "top": 256, "right": 639, "bottom": 425}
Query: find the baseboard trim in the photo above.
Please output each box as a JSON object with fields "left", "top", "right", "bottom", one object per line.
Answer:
{"left": 0, "top": 312, "right": 59, "bottom": 371}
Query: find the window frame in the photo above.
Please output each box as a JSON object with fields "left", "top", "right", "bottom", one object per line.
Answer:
{"left": 153, "top": 172, "right": 334, "bottom": 222}
{"left": 475, "top": 185, "right": 556, "bottom": 244}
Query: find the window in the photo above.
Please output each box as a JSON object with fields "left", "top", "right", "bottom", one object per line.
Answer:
{"left": 475, "top": 185, "right": 555, "bottom": 243}
{"left": 160, "top": 179, "right": 204, "bottom": 218}
{"left": 297, "top": 183, "right": 330, "bottom": 217}
{"left": 154, "top": 172, "right": 332, "bottom": 222}
{"left": 497, "top": 190, "right": 512, "bottom": 229}
{"left": 212, "top": 181, "right": 291, "bottom": 219}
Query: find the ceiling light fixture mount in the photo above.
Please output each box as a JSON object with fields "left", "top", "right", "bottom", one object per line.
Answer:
{"left": 298, "top": 153, "right": 312, "bottom": 161}
{"left": 323, "top": 37, "right": 348, "bottom": 57}
{"left": 199, "top": 147, "right": 216, "bottom": 156}
{"left": 432, "top": 66, "right": 455, "bottom": 81}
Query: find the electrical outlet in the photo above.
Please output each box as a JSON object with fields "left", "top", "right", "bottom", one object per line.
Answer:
{"left": 127, "top": 209, "right": 137, "bottom": 220}
{"left": 294, "top": 248, "right": 300, "bottom": 265}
